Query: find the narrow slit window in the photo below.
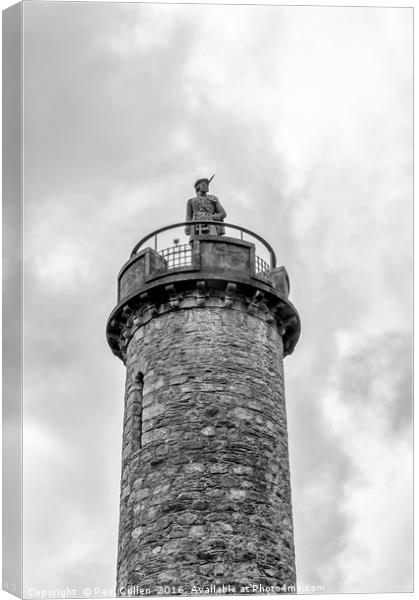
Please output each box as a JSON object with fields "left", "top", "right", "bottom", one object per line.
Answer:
{"left": 133, "top": 372, "right": 144, "bottom": 449}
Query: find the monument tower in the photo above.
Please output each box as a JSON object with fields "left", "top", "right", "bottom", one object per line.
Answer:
{"left": 106, "top": 178, "right": 301, "bottom": 594}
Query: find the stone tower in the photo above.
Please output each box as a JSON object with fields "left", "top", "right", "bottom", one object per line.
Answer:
{"left": 106, "top": 216, "right": 300, "bottom": 595}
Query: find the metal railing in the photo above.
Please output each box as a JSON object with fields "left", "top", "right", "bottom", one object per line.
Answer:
{"left": 159, "top": 243, "right": 192, "bottom": 269}
{"left": 130, "top": 221, "right": 277, "bottom": 269}
{"left": 255, "top": 255, "right": 270, "bottom": 278}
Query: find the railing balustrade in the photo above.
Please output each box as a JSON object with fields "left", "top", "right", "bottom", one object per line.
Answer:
{"left": 130, "top": 221, "right": 277, "bottom": 272}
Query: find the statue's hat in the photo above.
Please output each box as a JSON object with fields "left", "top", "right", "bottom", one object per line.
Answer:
{"left": 194, "top": 178, "right": 208, "bottom": 189}
{"left": 194, "top": 174, "right": 215, "bottom": 190}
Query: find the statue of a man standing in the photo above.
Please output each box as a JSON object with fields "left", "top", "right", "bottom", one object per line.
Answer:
{"left": 185, "top": 177, "right": 227, "bottom": 236}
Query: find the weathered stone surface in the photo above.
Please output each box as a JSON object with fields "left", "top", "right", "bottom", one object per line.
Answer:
{"left": 116, "top": 302, "right": 296, "bottom": 594}
{"left": 199, "top": 239, "right": 251, "bottom": 273}
{"left": 119, "top": 249, "right": 167, "bottom": 303}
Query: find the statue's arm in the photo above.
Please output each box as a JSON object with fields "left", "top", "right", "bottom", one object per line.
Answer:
{"left": 212, "top": 197, "right": 227, "bottom": 221}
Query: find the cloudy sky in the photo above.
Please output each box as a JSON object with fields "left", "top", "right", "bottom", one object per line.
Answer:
{"left": 12, "top": 0, "right": 414, "bottom": 595}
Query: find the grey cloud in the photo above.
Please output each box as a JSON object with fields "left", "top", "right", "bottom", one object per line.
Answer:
{"left": 287, "top": 355, "right": 357, "bottom": 592}
{"left": 335, "top": 332, "right": 413, "bottom": 435}
{"left": 287, "top": 328, "right": 412, "bottom": 592}
{"left": 23, "top": 3, "right": 200, "bottom": 195}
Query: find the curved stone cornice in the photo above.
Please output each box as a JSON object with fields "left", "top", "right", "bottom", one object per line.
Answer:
{"left": 106, "top": 275, "right": 300, "bottom": 363}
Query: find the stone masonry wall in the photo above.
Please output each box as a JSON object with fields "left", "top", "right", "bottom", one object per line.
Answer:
{"left": 117, "top": 305, "right": 296, "bottom": 594}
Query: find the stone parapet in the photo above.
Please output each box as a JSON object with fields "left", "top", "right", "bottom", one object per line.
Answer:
{"left": 107, "top": 236, "right": 300, "bottom": 363}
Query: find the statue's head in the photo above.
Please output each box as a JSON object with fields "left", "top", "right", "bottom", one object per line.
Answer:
{"left": 194, "top": 178, "right": 209, "bottom": 194}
